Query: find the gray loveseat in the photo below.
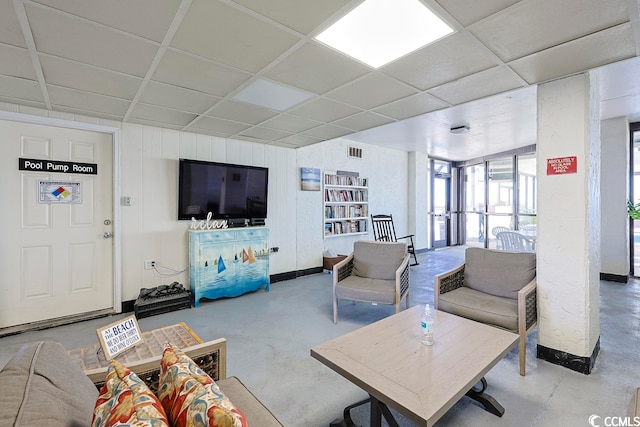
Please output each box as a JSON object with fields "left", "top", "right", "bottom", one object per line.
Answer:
{"left": 0, "top": 340, "right": 283, "bottom": 426}
{"left": 435, "top": 247, "right": 537, "bottom": 376}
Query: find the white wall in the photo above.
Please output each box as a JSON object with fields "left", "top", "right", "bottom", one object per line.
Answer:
{"left": 0, "top": 102, "right": 412, "bottom": 303}
{"left": 600, "top": 117, "right": 629, "bottom": 277}
{"left": 297, "top": 138, "right": 410, "bottom": 260}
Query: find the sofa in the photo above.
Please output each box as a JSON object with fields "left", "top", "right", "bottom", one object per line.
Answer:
{"left": 0, "top": 339, "right": 283, "bottom": 426}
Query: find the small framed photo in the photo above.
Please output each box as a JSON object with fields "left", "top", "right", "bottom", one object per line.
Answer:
{"left": 301, "top": 167, "right": 321, "bottom": 191}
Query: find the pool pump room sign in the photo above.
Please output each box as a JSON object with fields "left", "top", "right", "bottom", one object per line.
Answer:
{"left": 19, "top": 157, "right": 98, "bottom": 175}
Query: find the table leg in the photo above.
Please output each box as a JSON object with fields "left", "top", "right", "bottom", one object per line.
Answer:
{"left": 329, "top": 396, "right": 400, "bottom": 427}
{"left": 465, "top": 377, "right": 505, "bottom": 417}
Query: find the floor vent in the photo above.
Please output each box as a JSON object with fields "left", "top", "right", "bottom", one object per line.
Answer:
{"left": 348, "top": 146, "right": 362, "bottom": 158}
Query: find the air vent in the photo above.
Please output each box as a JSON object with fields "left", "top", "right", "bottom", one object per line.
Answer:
{"left": 348, "top": 146, "right": 362, "bottom": 159}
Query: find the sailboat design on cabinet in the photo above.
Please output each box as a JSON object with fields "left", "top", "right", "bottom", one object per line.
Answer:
{"left": 189, "top": 228, "right": 270, "bottom": 307}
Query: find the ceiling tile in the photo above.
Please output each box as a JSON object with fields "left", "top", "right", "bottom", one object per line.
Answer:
{"left": 153, "top": 50, "right": 251, "bottom": 96}
{"left": 599, "top": 57, "right": 640, "bottom": 101}
{"left": 52, "top": 105, "right": 124, "bottom": 121}
{"left": 206, "top": 100, "right": 278, "bottom": 125}
{"left": 130, "top": 103, "right": 197, "bottom": 126}
{"left": 373, "top": 92, "right": 449, "bottom": 120}
{"left": 470, "top": 0, "right": 630, "bottom": 62}
{"left": 0, "top": 75, "right": 44, "bottom": 102}
{"left": 303, "top": 124, "right": 352, "bottom": 139}
{"left": 260, "top": 114, "right": 322, "bottom": 133}
{"left": 332, "top": 111, "right": 395, "bottom": 131}
{"left": 32, "top": 0, "right": 182, "bottom": 42}
{"left": 48, "top": 85, "right": 130, "bottom": 116}
{"left": 264, "top": 41, "right": 369, "bottom": 95}
{"left": 188, "top": 116, "right": 252, "bottom": 135}
{"left": 39, "top": 55, "right": 142, "bottom": 99}
{"left": 26, "top": 4, "right": 158, "bottom": 77}
{"left": 435, "top": 0, "right": 520, "bottom": 26}
{"left": 382, "top": 32, "right": 497, "bottom": 90}
{"left": 428, "top": 66, "right": 526, "bottom": 105}
{"left": 231, "top": 0, "right": 352, "bottom": 35}
{"left": 510, "top": 24, "right": 636, "bottom": 85}
{"left": 288, "top": 97, "right": 361, "bottom": 122}
{"left": 0, "top": 2, "right": 27, "bottom": 48}
{"left": 128, "top": 117, "right": 184, "bottom": 130}
{"left": 0, "top": 44, "right": 37, "bottom": 80}
{"left": 0, "top": 97, "right": 46, "bottom": 110}
{"left": 278, "top": 133, "right": 323, "bottom": 147}
{"left": 139, "top": 81, "right": 220, "bottom": 114}
{"left": 326, "top": 73, "right": 418, "bottom": 110}
{"left": 170, "top": 0, "right": 300, "bottom": 73}
{"left": 240, "top": 126, "right": 292, "bottom": 141}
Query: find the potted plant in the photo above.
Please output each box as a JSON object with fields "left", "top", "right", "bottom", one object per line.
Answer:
{"left": 628, "top": 200, "right": 640, "bottom": 220}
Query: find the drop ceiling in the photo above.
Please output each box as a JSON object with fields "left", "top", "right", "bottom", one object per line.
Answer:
{"left": 1, "top": 0, "right": 639, "bottom": 160}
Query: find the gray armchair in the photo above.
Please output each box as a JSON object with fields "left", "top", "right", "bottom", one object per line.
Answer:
{"left": 333, "top": 241, "right": 410, "bottom": 323}
{"left": 435, "top": 247, "right": 537, "bottom": 376}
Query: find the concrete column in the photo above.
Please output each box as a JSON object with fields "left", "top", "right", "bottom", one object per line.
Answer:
{"left": 408, "top": 152, "right": 429, "bottom": 250}
{"left": 600, "top": 117, "right": 629, "bottom": 280}
{"left": 536, "top": 73, "right": 601, "bottom": 374}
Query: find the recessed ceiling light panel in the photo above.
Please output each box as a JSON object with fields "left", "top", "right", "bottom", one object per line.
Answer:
{"left": 233, "top": 79, "right": 313, "bottom": 111}
{"left": 315, "top": 0, "right": 454, "bottom": 68}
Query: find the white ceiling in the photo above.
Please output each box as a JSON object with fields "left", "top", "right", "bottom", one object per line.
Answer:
{"left": 1, "top": 0, "right": 640, "bottom": 161}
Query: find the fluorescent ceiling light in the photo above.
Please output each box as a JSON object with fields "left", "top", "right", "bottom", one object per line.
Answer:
{"left": 233, "top": 79, "right": 313, "bottom": 111}
{"left": 315, "top": 0, "right": 453, "bottom": 68}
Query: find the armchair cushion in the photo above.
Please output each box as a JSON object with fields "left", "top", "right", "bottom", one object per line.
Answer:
{"left": 335, "top": 276, "right": 397, "bottom": 304}
{"left": 437, "top": 287, "right": 519, "bottom": 331}
{"left": 352, "top": 241, "right": 407, "bottom": 280}
{"left": 464, "top": 248, "right": 536, "bottom": 299}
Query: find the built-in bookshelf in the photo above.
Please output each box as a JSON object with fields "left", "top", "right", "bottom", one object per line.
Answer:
{"left": 323, "top": 173, "right": 368, "bottom": 238}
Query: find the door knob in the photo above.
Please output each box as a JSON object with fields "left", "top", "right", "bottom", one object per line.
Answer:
{"left": 104, "top": 232, "right": 112, "bottom": 238}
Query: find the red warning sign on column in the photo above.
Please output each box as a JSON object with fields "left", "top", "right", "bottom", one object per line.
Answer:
{"left": 546, "top": 156, "right": 577, "bottom": 175}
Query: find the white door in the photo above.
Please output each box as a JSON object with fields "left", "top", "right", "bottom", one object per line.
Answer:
{"left": 0, "top": 119, "right": 114, "bottom": 328}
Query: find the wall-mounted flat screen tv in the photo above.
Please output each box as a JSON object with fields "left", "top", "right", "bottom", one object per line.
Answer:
{"left": 178, "top": 159, "right": 268, "bottom": 221}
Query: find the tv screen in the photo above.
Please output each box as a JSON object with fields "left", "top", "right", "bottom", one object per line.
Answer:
{"left": 178, "top": 159, "right": 268, "bottom": 221}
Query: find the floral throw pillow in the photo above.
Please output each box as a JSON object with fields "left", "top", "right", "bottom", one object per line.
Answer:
{"left": 158, "top": 343, "right": 247, "bottom": 427}
{"left": 92, "top": 359, "right": 170, "bottom": 427}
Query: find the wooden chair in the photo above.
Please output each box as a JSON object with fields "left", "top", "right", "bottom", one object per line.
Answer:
{"left": 370, "top": 214, "right": 419, "bottom": 266}
{"left": 332, "top": 241, "right": 410, "bottom": 323}
{"left": 435, "top": 248, "right": 537, "bottom": 376}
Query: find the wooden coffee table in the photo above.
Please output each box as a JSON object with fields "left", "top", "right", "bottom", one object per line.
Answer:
{"left": 311, "top": 306, "right": 519, "bottom": 427}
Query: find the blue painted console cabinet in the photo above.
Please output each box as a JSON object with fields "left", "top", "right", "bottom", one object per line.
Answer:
{"left": 189, "top": 227, "right": 270, "bottom": 307}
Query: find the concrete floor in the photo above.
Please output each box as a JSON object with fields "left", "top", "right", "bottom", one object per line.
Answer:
{"left": 1, "top": 247, "right": 639, "bottom": 426}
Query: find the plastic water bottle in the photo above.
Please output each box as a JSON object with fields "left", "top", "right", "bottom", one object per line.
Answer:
{"left": 421, "top": 304, "right": 434, "bottom": 345}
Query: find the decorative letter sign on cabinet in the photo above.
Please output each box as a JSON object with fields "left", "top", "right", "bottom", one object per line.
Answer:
{"left": 189, "top": 228, "right": 270, "bottom": 307}
{"left": 323, "top": 173, "right": 368, "bottom": 238}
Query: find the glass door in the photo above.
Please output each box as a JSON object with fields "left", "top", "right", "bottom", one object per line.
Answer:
{"left": 463, "top": 164, "right": 486, "bottom": 248}
{"left": 430, "top": 160, "right": 451, "bottom": 248}
{"left": 631, "top": 124, "right": 640, "bottom": 276}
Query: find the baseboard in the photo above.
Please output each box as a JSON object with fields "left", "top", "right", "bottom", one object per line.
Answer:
{"left": 599, "top": 272, "right": 628, "bottom": 283}
{"left": 270, "top": 267, "right": 323, "bottom": 283}
{"left": 122, "top": 266, "right": 324, "bottom": 313}
{"left": 537, "top": 337, "right": 600, "bottom": 375}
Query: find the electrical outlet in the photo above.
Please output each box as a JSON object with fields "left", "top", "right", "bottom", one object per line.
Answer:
{"left": 144, "top": 260, "right": 156, "bottom": 270}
